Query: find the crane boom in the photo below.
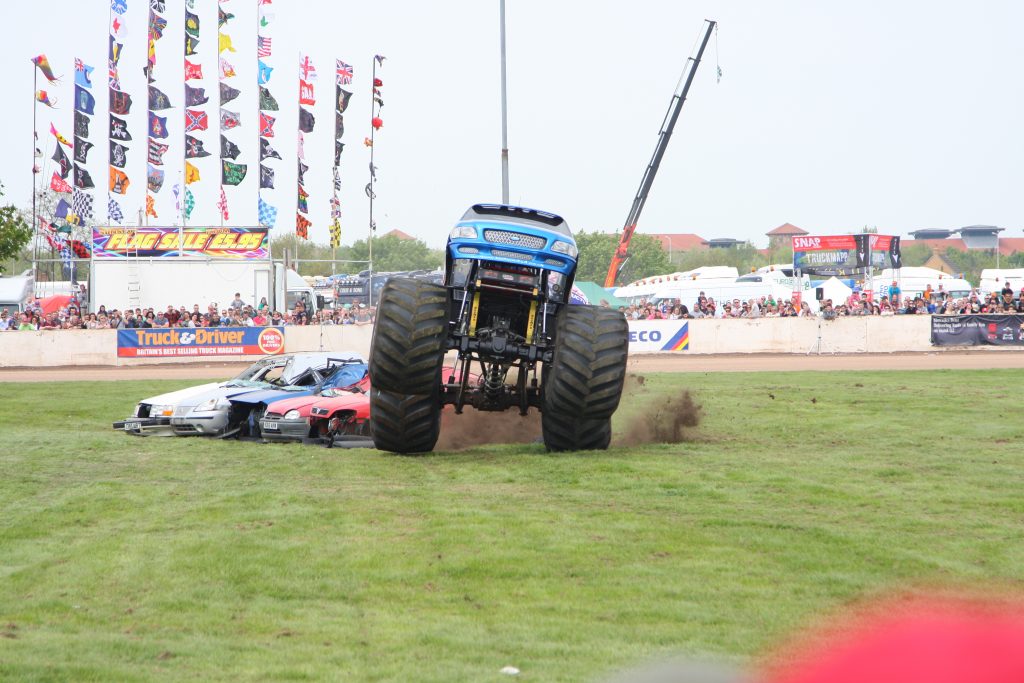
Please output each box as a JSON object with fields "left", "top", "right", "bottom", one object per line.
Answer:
{"left": 604, "top": 19, "right": 716, "bottom": 288}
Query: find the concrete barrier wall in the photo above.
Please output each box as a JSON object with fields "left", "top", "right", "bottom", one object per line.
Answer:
{"left": 0, "top": 316, "right": 951, "bottom": 368}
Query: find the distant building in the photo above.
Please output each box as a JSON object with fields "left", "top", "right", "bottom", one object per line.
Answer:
{"left": 382, "top": 229, "right": 417, "bottom": 241}
{"left": 765, "top": 223, "right": 808, "bottom": 249}
{"left": 644, "top": 233, "right": 708, "bottom": 253}
{"left": 705, "top": 238, "right": 744, "bottom": 249}
{"left": 904, "top": 226, "right": 1022, "bottom": 256}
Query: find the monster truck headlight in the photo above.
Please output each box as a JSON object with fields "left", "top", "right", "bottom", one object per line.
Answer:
{"left": 550, "top": 240, "right": 578, "bottom": 259}
{"left": 547, "top": 272, "right": 567, "bottom": 300}
{"left": 284, "top": 410, "right": 301, "bottom": 420}
{"left": 449, "top": 225, "right": 478, "bottom": 239}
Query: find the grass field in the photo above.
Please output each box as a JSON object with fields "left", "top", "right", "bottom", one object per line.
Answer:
{"left": 1, "top": 369, "right": 1023, "bottom": 682}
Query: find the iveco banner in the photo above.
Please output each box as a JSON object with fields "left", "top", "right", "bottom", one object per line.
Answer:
{"left": 627, "top": 320, "right": 690, "bottom": 352}
{"left": 117, "top": 326, "right": 285, "bottom": 357}
{"left": 93, "top": 226, "right": 270, "bottom": 259}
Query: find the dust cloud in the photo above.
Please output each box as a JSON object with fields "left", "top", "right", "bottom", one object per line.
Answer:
{"left": 613, "top": 374, "right": 702, "bottom": 447}
{"left": 435, "top": 408, "right": 542, "bottom": 451}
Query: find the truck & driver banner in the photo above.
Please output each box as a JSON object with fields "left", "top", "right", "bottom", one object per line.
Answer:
{"left": 931, "top": 315, "right": 1024, "bottom": 346}
{"left": 792, "top": 234, "right": 901, "bottom": 277}
{"left": 117, "top": 327, "right": 285, "bottom": 357}
{"left": 92, "top": 226, "right": 269, "bottom": 259}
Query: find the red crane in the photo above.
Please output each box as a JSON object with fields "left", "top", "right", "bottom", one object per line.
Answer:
{"left": 604, "top": 19, "right": 717, "bottom": 288}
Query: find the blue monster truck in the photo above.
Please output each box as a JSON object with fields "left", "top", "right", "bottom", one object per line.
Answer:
{"left": 368, "top": 204, "right": 629, "bottom": 453}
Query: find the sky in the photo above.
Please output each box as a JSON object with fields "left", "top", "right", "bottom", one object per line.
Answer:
{"left": 4, "top": 0, "right": 1023, "bottom": 249}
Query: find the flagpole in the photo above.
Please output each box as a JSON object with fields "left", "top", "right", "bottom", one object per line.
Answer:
{"left": 182, "top": 0, "right": 187, "bottom": 232}
{"left": 499, "top": 0, "right": 510, "bottom": 204}
{"left": 367, "top": 58, "right": 375, "bottom": 308}
{"left": 32, "top": 66, "right": 39, "bottom": 287}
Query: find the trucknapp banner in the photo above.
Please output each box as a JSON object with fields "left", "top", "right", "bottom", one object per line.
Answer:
{"left": 792, "top": 234, "right": 901, "bottom": 277}
{"left": 93, "top": 227, "right": 270, "bottom": 259}
{"left": 117, "top": 327, "right": 285, "bottom": 357}
{"left": 931, "top": 315, "right": 1024, "bottom": 346}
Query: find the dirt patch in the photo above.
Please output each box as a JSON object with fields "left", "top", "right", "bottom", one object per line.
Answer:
{"left": 615, "top": 388, "right": 702, "bottom": 447}
{"left": 436, "top": 409, "right": 542, "bottom": 451}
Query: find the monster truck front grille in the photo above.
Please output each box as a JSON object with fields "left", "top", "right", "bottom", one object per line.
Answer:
{"left": 490, "top": 249, "right": 533, "bottom": 261}
{"left": 483, "top": 230, "right": 546, "bottom": 250}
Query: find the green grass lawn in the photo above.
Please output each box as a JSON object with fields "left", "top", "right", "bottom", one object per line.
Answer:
{"left": 1, "top": 370, "right": 1023, "bottom": 682}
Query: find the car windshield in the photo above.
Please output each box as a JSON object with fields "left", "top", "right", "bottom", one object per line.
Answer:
{"left": 233, "top": 358, "right": 281, "bottom": 381}
{"left": 223, "top": 379, "right": 272, "bottom": 389}
{"left": 322, "top": 362, "right": 368, "bottom": 390}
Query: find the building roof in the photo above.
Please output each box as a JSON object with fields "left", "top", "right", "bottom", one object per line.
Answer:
{"left": 644, "top": 233, "right": 708, "bottom": 251}
{"left": 766, "top": 223, "right": 808, "bottom": 237}
{"left": 904, "top": 237, "right": 1024, "bottom": 257}
{"left": 382, "top": 229, "right": 416, "bottom": 241}
{"left": 909, "top": 229, "right": 955, "bottom": 240}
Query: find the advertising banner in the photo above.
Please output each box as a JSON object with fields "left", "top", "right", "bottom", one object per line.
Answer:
{"left": 117, "top": 326, "right": 285, "bottom": 357}
{"left": 931, "top": 315, "right": 1024, "bottom": 346}
{"left": 793, "top": 234, "right": 901, "bottom": 277}
{"left": 627, "top": 320, "right": 690, "bottom": 353}
{"left": 93, "top": 226, "right": 269, "bottom": 259}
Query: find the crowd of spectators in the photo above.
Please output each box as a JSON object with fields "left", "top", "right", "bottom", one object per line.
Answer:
{"left": 0, "top": 292, "right": 377, "bottom": 331}
{"left": 620, "top": 282, "right": 1024, "bottom": 321}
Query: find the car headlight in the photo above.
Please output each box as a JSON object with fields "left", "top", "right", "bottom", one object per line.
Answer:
{"left": 284, "top": 410, "right": 300, "bottom": 420}
{"left": 194, "top": 398, "right": 229, "bottom": 412}
{"left": 551, "top": 241, "right": 578, "bottom": 259}
{"left": 150, "top": 404, "right": 174, "bottom": 417}
{"left": 449, "top": 225, "right": 477, "bottom": 239}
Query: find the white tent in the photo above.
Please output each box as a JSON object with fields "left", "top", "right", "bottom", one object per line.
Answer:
{"left": 819, "top": 276, "right": 852, "bottom": 305}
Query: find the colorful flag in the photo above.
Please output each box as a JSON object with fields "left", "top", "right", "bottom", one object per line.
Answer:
{"left": 148, "top": 85, "right": 173, "bottom": 110}
{"left": 148, "top": 139, "right": 169, "bottom": 165}
{"left": 336, "top": 87, "right": 352, "bottom": 114}
{"left": 185, "top": 84, "right": 209, "bottom": 106}
{"left": 151, "top": 0, "right": 166, "bottom": 12}
{"left": 258, "top": 6, "right": 274, "bottom": 27}
{"left": 259, "top": 164, "right": 274, "bottom": 189}
{"left": 35, "top": 90, "right": 58, "bottom": 108}
{"left": 220, "top": 109, "right": 241, "bottom": 131}
{"left": 50, "top": 171, "right": 73, "bottom": 194}
{"left": 257, "top": 60, "right": 273, "bottom": 84}
{"left": 297, "top": 185, "right": 309, "bottom": 213}
{"left": 185, "top": 109, "right": 209, "bottom": 132}
{"left": 55, "top": 198, "right": 74, "bottom": 222}
{"left": 72, "top": 188, "right": 94, "bottom": 221}
{"left": 74, "top": 111, "right": 90, "bottom": 139}
{"left": 217, "top": 187, "right": 229, "bottom": 220}
{"left": 73, "top": 139, "right": 94, "bottom": 164}
{"left": 335, "top": 114, "right": 345, "bottom": 140}
{"left": 257, "top": 36, "right": 272, "bottom": 58}
{"left": 184, "top": 187, "right": 195, "bottom": 220}
{"left": 185, "top": 135, "right": 210, "bottom": 158}
{"left": 375, "top": 54, "right": 386, "bottom": 66}
{"left": 295, "top": 213, "right": 310, "bottom": 239}
{"left": 257, "top": 197, "right": 278, "bottom": 228}
{"left": 185, "top": 35, "right": 200, "bottom": 56}
{"left": 109, "top": 167, "right": 130, "bottom": 194}
{"left": 299, "top": 55, "right": 317, "bottom": 81}
{"left": 298, "top": 107, "right": 315, "bottom": 133}
{"left": 219, "top": 57, "right": 236, "bottom": 79}
{"left": 329, "top": 220, "right": 341, "bottom": 248}
{"left": 259, "top": 112, "right": 276, "bottom": 137}
{"left": 148, "top": 113, "right": 169, "bottom": 139}
{"left": 146, "top": 194, "right": 157, "bottom": 218}
{"left": 260, "top": 138, "right": 281, "bottom": 160}
{"left": 185, "top": 161, "right": 201, "bottom": 184}
{"left": 147, "top": 164, "right": 165, "bottom": 192}
{"left": 220, "top": 135, "right": 241, "bottom": 160}
{"left": 222, "top": 161, "right": 247, "bottom": 186}
{"left": 299, "top": 80, "right": 315, "bottom": 106}
{"left": 184, "top": 60, "right": 203, "bottom": 80}
{"left": 109, "top": 89, "right": 133, "bottom": 115}
{"left": 336, "top": 60, "right": 353, "bottom": 86}
{"left": 185, "top": 10, "right": 200, "bottom": 36}
{"left": 31, "top": 55, "right": 60, "bottom": 83}
{"left": 52, "top": 143, "right": 72, "bottom": 178}
{"left": 74, "top": 165, "right": 95, "bottom": 189}
{"left": 109, "top": 35, "right": 124, "bottom": 65}
{"left": 218, "top": 32, "right": 236, "bottom": 53}
{"left": 50, "top": 123, "right": 72, "bottom": 147}
{"left": 74, "top": 59, "right": 94, "bottom": 89}
{"left": 111, "top": 0, "right": 127, "bottom": 14}
{"left": 108, "top": 197, "right": 125, "bottom": 222}
{"left": 297, "top": 160, "right": 308, "bottom": 185}
{"left": 110, "top": 141, "right": 128, "bottom": 168}
{"left": 109, "top": 114, "right": 132, "bottom": 141}
{"left": 258, "top": 86, "right": 279, "bottom": 111}
{"left": 220, "top": 82, "right": 241, "bottom": 104}
{"left": 334, "top": 141, "right": 345, "bottom": 166}
{"left": 297, "top": 131, "right": 305, "bottom": 160}
{"left": 219, "top": 7, "right": 234, "bottom": 27}
{"left": 149, "top": 11, "right": 168, "bottom": 40}
{"left": 74, "top": 85, "right": 96, "bottom": 114}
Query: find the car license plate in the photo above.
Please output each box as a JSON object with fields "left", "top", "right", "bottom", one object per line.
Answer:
{"left": 124, "top": 422, "right": 141, "bottom": 432}
{"left": 264, "top": 422, "right": 278, "bottom": 431}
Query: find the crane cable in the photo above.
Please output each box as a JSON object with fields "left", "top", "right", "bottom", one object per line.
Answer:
{"left": 715, "top": 22, "right": 723, "bottom": 83}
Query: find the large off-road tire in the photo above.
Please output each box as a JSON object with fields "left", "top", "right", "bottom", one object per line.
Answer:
{"left": 544, "top": 305, "right": 629, "bottom": 419}
{"left": 541, "top": 413, "right": 611, "bottom": 452}
{"left": 370, "top": 388, "right": 441, "bottom": 454}
{"left": 369, "top": 277, "right": 448, "bottom": 395}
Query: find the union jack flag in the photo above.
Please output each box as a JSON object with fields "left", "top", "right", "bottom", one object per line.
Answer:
{"left": 257, "top": 36, "right": 272, "bottom": 58}
{"left": 336, "top": 60, "right": 353, "bottom": 86}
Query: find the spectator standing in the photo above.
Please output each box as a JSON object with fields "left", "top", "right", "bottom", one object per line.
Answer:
{"left": 0, "top": 308, "right": 10, "bottom": 330}
{"left": 230, "top": 292, "right": 246, "bottom": 311}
